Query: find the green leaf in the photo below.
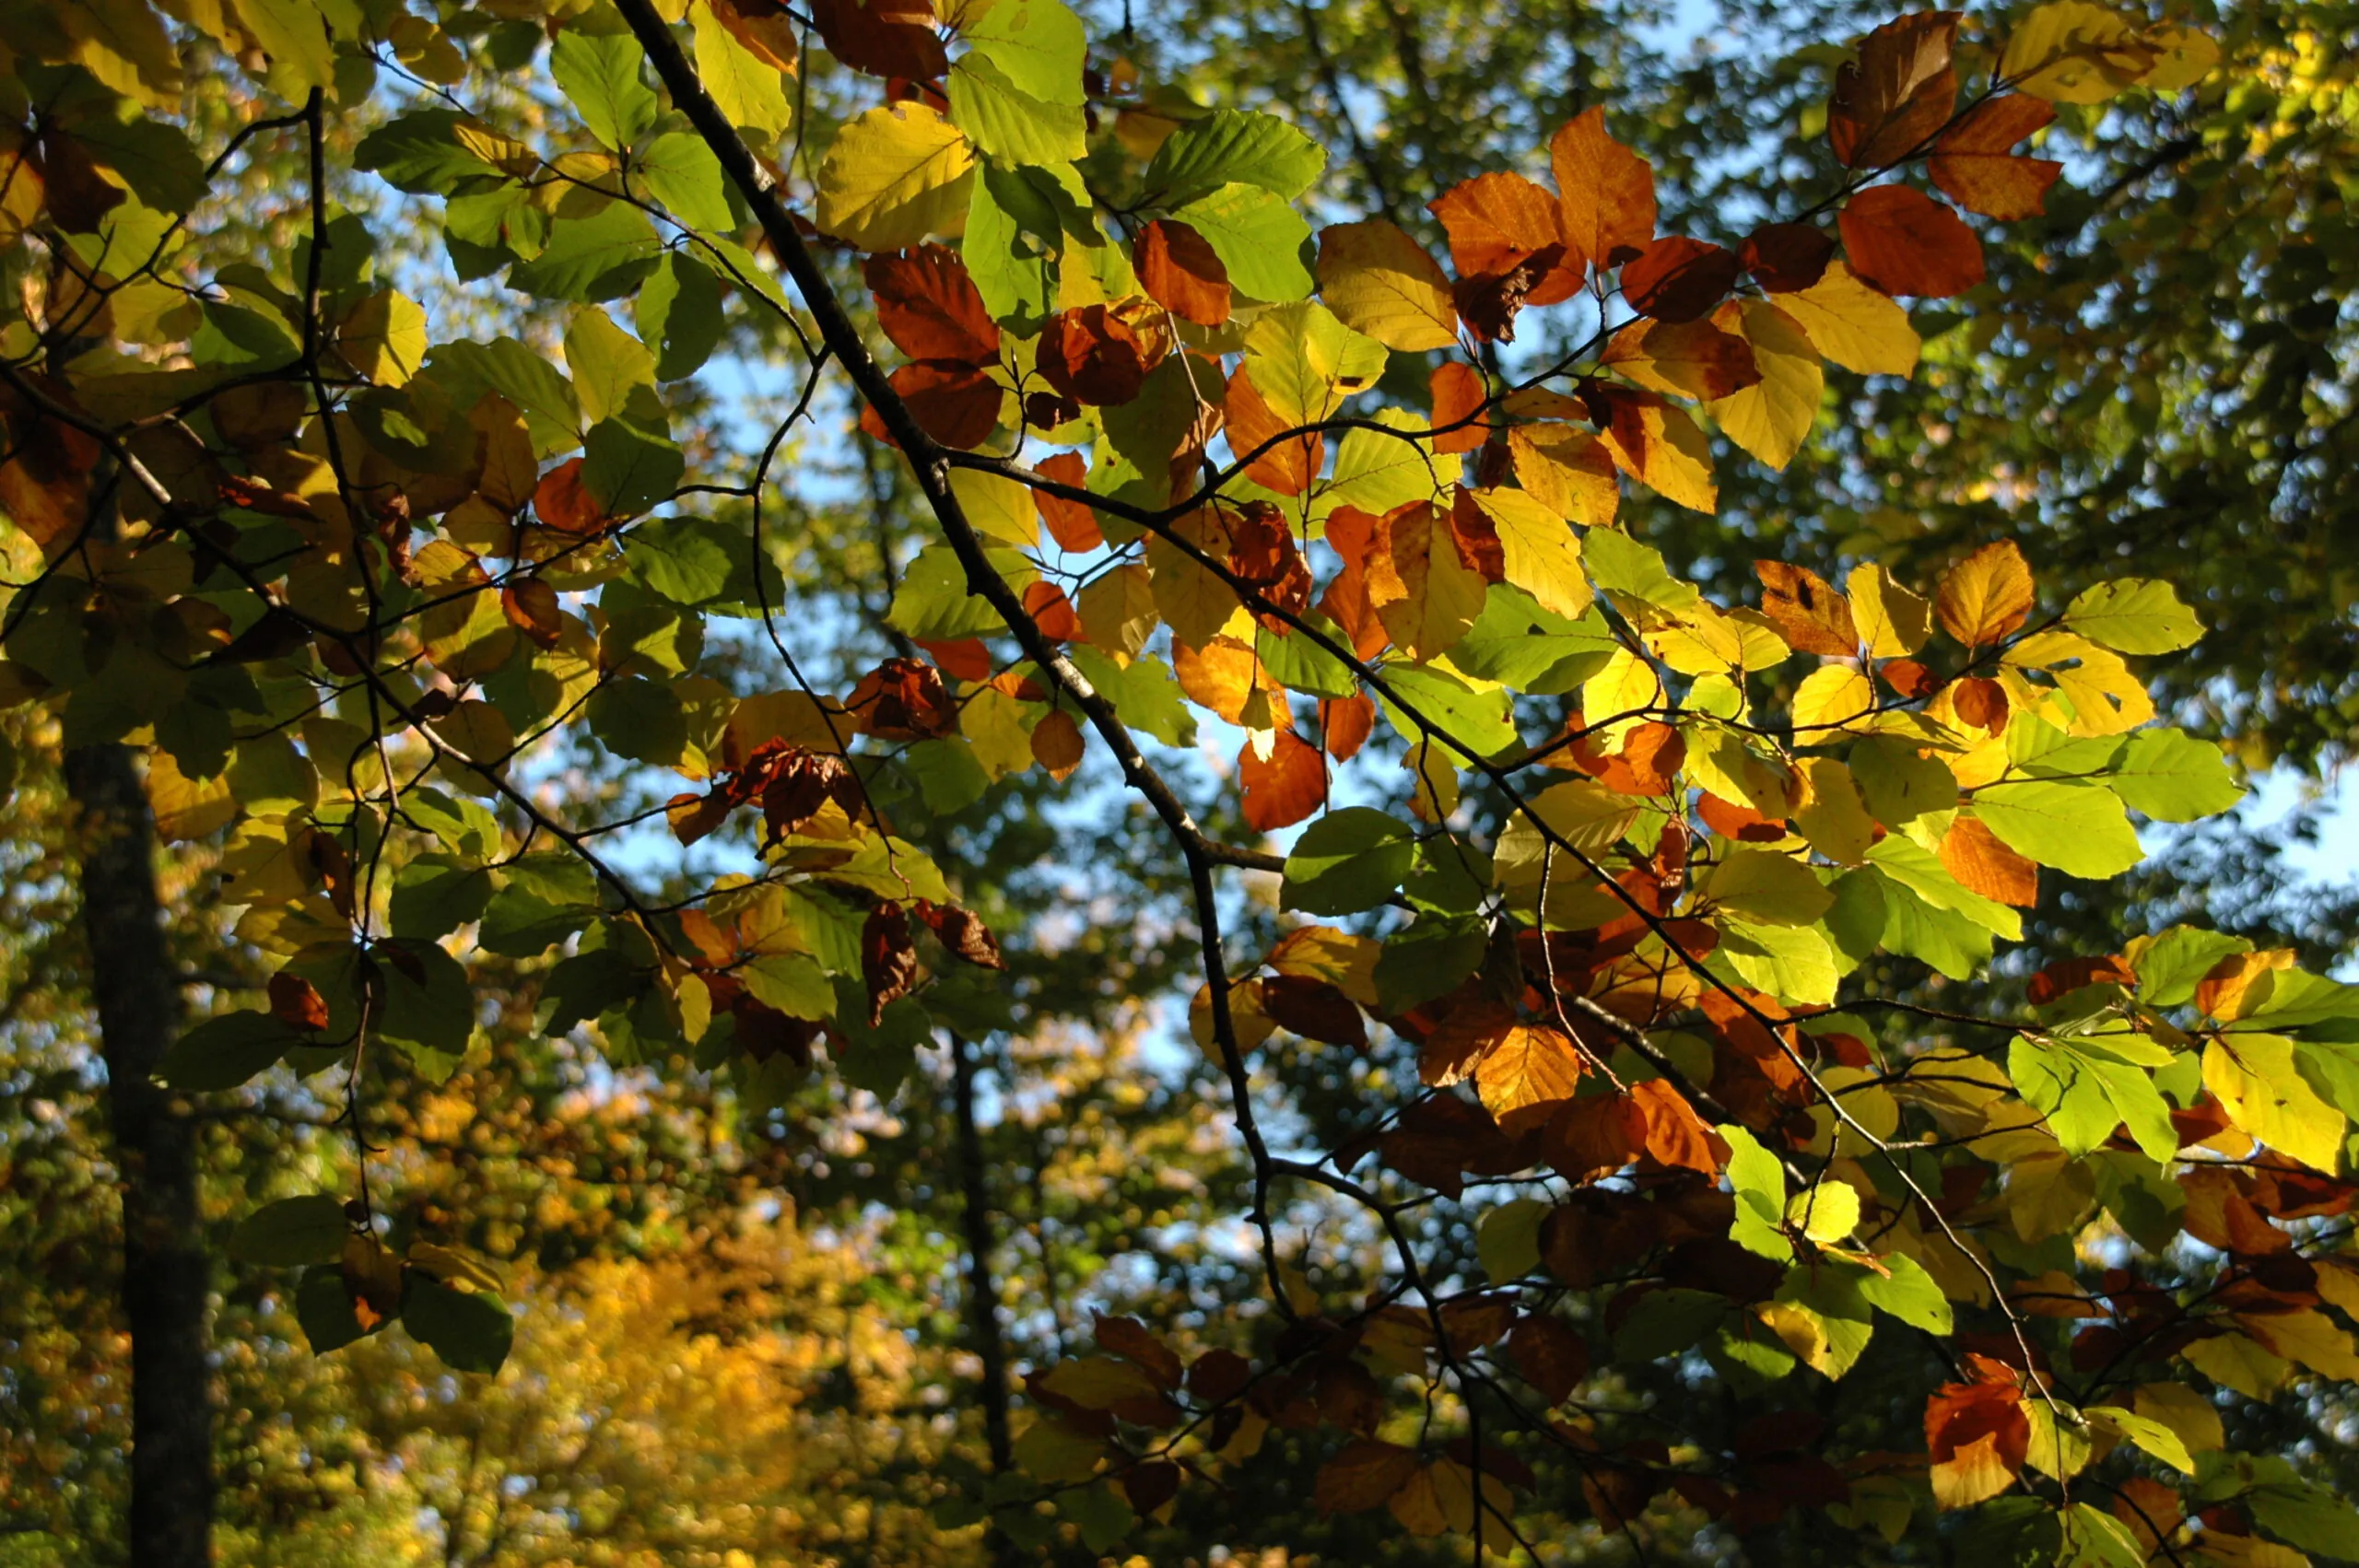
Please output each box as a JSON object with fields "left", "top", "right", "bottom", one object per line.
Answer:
{"left": 960, "top": 0, "right": 1086, "bottom": 102}
{"left": 428, "top": 338, "right": 586, "bottom": 456}
{"left": 550, "top": 29, "right": 659, "bottom": 153}
{"left": 1720, "top": 1124, "right": 1792, "bottom": 1260}
{"left": 1848, "top": 734, "right": 1957, "bottom": 825}
{"left": 1703, "top": 848, "right": 1834, "bottom": 926}
{"left": 1059, "top": 1482, "right": 1135, "bottom": 1555}
{"left": 2107, "top": 728, "right": 2243, "bottom": 822}
{"left": 946, "top": 55, "right": 1086, "bottom": 166}
{"left": 889, "top": 544, "right": 1024, "bottom": 639}
{"left": 1373, "top": 916, "right": 1485, "bottom": 1012}
{"left": 741, "top": 953, "right": 836, "bottom": 1019}
{"left": 508, "top": 202, "right": 663, "bottom": 302}
{"left": 587, "top": 676, "right": 690, "bottom": 765}
{"left": 1970, "top": 780, "right": 2142, "bottom": 878}
{"left": 1168, "top": 184, "right": 1313, "bottom": 302}
{"left": 295, "top": 1267, "right": 371, "bottom": 1353}
{"left": 2058, "top": 1502, "right": 2146, "bottom": 1568}
{"left": 1068, "top": 646, "right": 1195, "bottom": 747}
{"left": 1477, "top": 1198, "right": 1548, "bottom": 1283}
{"left": 1580, "top": 528, "right": 1700, "bottom": 614}
{"left": 1452, "top": 588, "right": 1618, "bottom": 694}
{"left": 2008, "top": 1034, "right": 2177, "bottom": 1161}
{"left": 229, "top": 1195, "right": 349, "bottom": 1266}
{"left": 1719, "top": 918, "right": 1840, "bottom": 1007}
{"left": 389, "top": 855, "right": 495, "bottom": 942}
{"left": 2062, "top": 579, "right": 2202, "bottom": 654}
{"left": 582, "top": 416, "right": 685, "bottom": 518}
{"left": 2247, "top": 1478, "right": 2359, "bottom": 1560}
{"left": 636, "top": 252, "right": 726, "bottom": 380}
{"left": 1253, "top": 615, "right": 1359, "bottom": 698}
{"left": 402, "top": 1275, "right": 515, "bottom": 1374}
{"left": 154, "top": 1010, "right": 300, "bottom": 1091}
{"left": 372, "top": 938, "right": 475, "bottom": 1067}
{"left": 354, "top": 110, "right": 500, "bottom": 195}
{"left": 1375, "top": 664, "right": 1518, "bottom": 762}
{"left": 564, "top": 307, "right": 658, "bottom": 426}
{"left": 1281, "top": 808, "right": 1416, "bottom": 915}
{"left": 962, "top": 162, "right": 1062, "bottom": 331}
{"left": 1144, "top": 110, "right": 1326, "bottom": 206}
{"left": 1855, "top": 1253, "right": 1953, "bottom": 1334}
{"left": 625, "top": 515, "right": 739, "bottom": 604}
{"left": 637, "top": 131, "right": 736, "bottom": 229}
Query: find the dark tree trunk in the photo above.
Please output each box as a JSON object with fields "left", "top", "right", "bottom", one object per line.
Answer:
{"left": 65, "top": 740, "right": 213, "bottom": 1567}
{"left": 948, "top": 1031, "right": 1021, "bottom": 1568}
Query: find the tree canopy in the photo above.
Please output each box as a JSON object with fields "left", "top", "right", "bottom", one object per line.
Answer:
{"left": 6, "top": 0, "right": 2359, "bottom": 1562}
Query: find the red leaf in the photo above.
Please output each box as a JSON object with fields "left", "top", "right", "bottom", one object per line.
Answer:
{"left": 847, "top": 655, "right": 957, "bottom": 739}
{"left": 1738, "top": 223, "right": 1837, "bottom": 293}
{"left": 268, "top": 973, "right": 330, "bottom": 1032}
{"left": 916, "top": 637, "right": 992, "bottom": 681}
{"left": 862, "top": 359, "right": 1001, "bottom": 449}
{"left": 806, "top": 0, "right": 946, "bottom": 79}
{"left": 1320, "top": 692, "right": 1375, "bottom": 761}
{"left": 1931, "top": 95, "right": 2064, "bottom": 220}
{"left": 1135, "top": 217, "right": 1232, "bottom": 327}
{"left": 1839, "top": 184, "right": 1985, "bottom": 298}
{"left": 863, "top": 244, "right": 1000, "bottom": 363}
{"left": 1621, "top": 236, "right": 1741, "bottom": 322}
{"left": 1037, "top": 305, "right": 1159, "bottom": 406}
{"left": 1239, "top": 730, "right": 1328, "bottom": 832}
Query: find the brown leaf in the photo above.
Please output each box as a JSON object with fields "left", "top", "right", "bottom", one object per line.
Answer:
{"left": 1621, "top": 236, "right": 1741, "bottom": 323}
{"left": 1755, "top": 560, "right": 1860, "bottom": 656}
{"left": 1030, "top": 708, "right": 1085, "bottom": 779}
{"left": 1427, "top": 171, "right": 1582, "bottom": 304}
{"left": 1550, "top": 107, "right": 1656, "bottom": 268}
{"left": 499, "top": 578, "right": 563, "bottom": 649}
{"left": 1320, "top": 693, "right": 1376, "bottom": 762}
{"left": 1839, "top": 184, "right": 1985, "bottom": 298}
{"left": 532, "top": 457, "right": 608, "bottom": 534}
{"left": 917, "top": 901, "right": 1005, "bottom": 969}
{"left": 1187, "top": 1348, "right": 1251, "bottom": 1404}
{"left": 1931, "top": 95, "right": 2063, "bottom": 220}
{"left": 1037, "top": 305, "right": 1159, "bottom": 407}
{"left": 1122, "top": 1459, "right": 1183, "bottom": 1516}
{"left": 861, "top": 902, "right": 919, "bottom": 1024}
{"left": 1260, "top": 972, "right": 1366, "bottom": 1047}
{"left": 1544, "top": 1092, "right": 1650, "bottom": 1181}
{"left": 1450, "top": 243, "right": 1567, "bottom": 343}
{"left": 1738, "top": 223, "right": 1837, "bottom": 293}
{"left": 1095, "top": 1313, "right": 1184, "bottom": 1387}
{"left": 1315, "top": 1438, "right": 1421, "bottom": 1515}
{"left": 1239, "top": 730, "right": 1329, "bottom": 833}
{"left": 862, "top": 359, "right": 1001, "bottom": 449}
{"left": 847, "top": 655, "right": 957, "bottom": 739}
{"left": 1828, "top": 11, "right": 1961, "bottom": 169}
{"left": 1605, "top": 317, "right": 1762, "bottom": 401}
{"left": 863, "top": 244, "right": 1000, "bottom": 362}
{"left": 1507, "top": 1314, "right": 1591, "bottom": 1403}
{"left": 1942, "top": 814, "right": 2039, "bottom": 907}
{"left": 1428, "top": 361, "right": 1489, "bottom": 455}
{"left": 1135, "top": 217, "right": 1232, "bottom": 326}
{"left": 268, "top": 973, "right": 331, "bottom": 1033}
{"left": 806, "top": 0, "right": 945, "bottom": 78}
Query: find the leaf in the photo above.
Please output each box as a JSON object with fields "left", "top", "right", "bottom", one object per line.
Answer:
{"left": 1706, "top": 300, "right": 1823, "bottom": 470}
{"left": 2086, "top": 1407, "right": 2192, "bottom": 1474}
{"left": 1776, "top": 261, "right": 1919, "bottom": 376}
{"left": 336, "top": 291, "right": 428, "bottom": 386}
{"left": 1935, "top": 540, "right": 2035, "bottom": 646}
{"left": 1135, "top": 218, "right": 1231, "bottom": 327}
{"left": 693, "top": 2, "right": 795, "bottom": 136}
{"left": 1839, "top": 185, "right": 1984, "bottom": 299}
{"left": 1239, "top": 729, "right": 1327, "bottom": 831}
{"left": 1721, "top": 1124, "right": 1793, "bottom": 1260}
{"left": 1592, "top": 390, "right": 1717, "bottom": 512}
{"left": 1969, "top": 781, "right": 2141, "bottom": 878}
{"left": 1315, "top": 220, "right": 1459, "bottom": 351}
{"left": 1366, "top": 500, "right": 1487, "bottom": 661}
{"left": 1620, "top": 236, "right": 1741, "bottom": 323}
{"left": 1282, "top": 808, "right": 1416, "bottom": 915}
{"left": 2204, "top": 1034, "right": 2345, "bottom": 1173}
{"left": 550, "top": 29, "right": 659, "bottom": 154}
{"left": 637, "top": 252, "right": 726, "bottom": 380}
{"left": 1829, "top": 12, "right": 1960, "bottom": 169}
{"left": 2061, "top": 577, "right": 2202, "bottom": 653}
{"left": 2009, "top": 1034, "right": 2177, "bottom": 1161}
{"left": 155, "top": 1010, "right": 301, "bottom": 1091}
{"left": 1464, "top": 487, "right": 1590, "bottom": 621}
{"left": 229, "top": 1194, "right": 349, "bottom": 1266}
{"left": 1171, "top": 183, "right": 1314, "bottom": 302}
{"left": 1705, "top": 848, "right": 1835, "bottom": 926}
{"left": 815, "top": 102, "right": 976, "bottom": 252}
{"left": 1755, "top": 560, "right": 1858, "bottom": 656}
{"left": 945, "top": 53, "right": 1086, "bottom": 166}
{"left": 2000, "top": 1, "right": 2154, "bottom": 104}
{"left": 961, "top": 0, "right": 1086, "bottom": 104}
{"left": 1787, "top": 1182, "right": 1860, "bottom": 1246}
{"left": 1477, "top": 1198, "right": 1549, "bottom": 1282}
{"left": 1549, "top": 107, "right": 1655, "bottom": 268}
{"left": 1474, "top": 1024, "right": 1587, "bottom": 1135}
{"left": 235, "top": 0, "right": 334, "bottom": 98}
{"left": 1428, "top": 171, "right": 1581, "bottom": 307}
{"left": 2108, "top": 728, "right": 2243, "bottom": 822}
{"left": 402, "top": 1275, "right": 514, "bottom": 1374}
{"left": 1931, "top": 96, "right": 2063, "bottom": 221}
{"left": 507, "top": 201, "right": 663, "bottom": 302}
{"left": 1144, "top": 109, "right": 1326, "bottom": 207}
{"left": 1315, "top": 1439, "right": 1420, "bottom": 1515}
{"left": 1509, "top": 424, "right": 1618, "bottom": 526}
{"left": 1859, "top": 1254, "right": 1954, "bottom": 1334}
{"left": 637, "top": 131, "right": 736, "bottom": 230}
{"left": 1603, "top": 316, "right": 1759, "bottom": 402}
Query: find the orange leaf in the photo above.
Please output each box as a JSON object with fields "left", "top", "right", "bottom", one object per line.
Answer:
{"left": 863, "top": 243, "right": 999, "bottom": 362}
{"left": 1240, "top": 729, "right": 1328, "bottom": 832}
{"left": 1544, "top": 1092, "right": 1649, "bottom": 1180}
{"left": 1941, "top": 814, "right": 2039, "bottom": 907}
{"left": 1226, "top": 363, "right": 1321, "bottom": 497}
{"left": 1172, "top": 635, "right": 1266, "bottom": 723}
{"left": 1032, "top": 451, "right": 1104, "bottom": 551}
{"left": 1828, "top": 11, "right": 1961, "bottom": 169}
{"left": 500, "top": 578, "right": 564, "bottom": 649}
{"left": 1136, "top": 217, "right": 1232, "bottom": 327}
{"left": 1839, "top": 184, "right": 1985, "bottom": 299}
{"left": 1320, "top": 693, "right": 1376, "bottom": 761}
{"left": 1933, "top": 539, "right": 2035, "bottom": 646}
{"left": 1605, "top": 317, "right": 1761, "bottom": 402}
{"left": 1475, "top": 1024, "right": 1589, "bottom": 1135}
{"left": 1924, "top": 1376, "right": 2027, "bottom": 1510}
{"left": 862, "top": 359, "right": 1001, "bottom": 449}
{"left": 1550, "top": 107, "right": 1655, "bottom": 268}
{"left": 1021, "top": 579, "right": 1081, "bottom": 642}
{"left": 1631, "top": 1078, "right": 1727, "bottom": 1176}
{"left": 1030, "top": 708, "right": 1085, "bottom": 778}
{"left": 267, "top": 973, "right": 330, "bottom": 1032}
{"left": 1931, "top": 95, "right": 2063, "bottom": 220}
{"left": 1428, "top": 361, "right": 1489, "bottom": 454}
{"left": 1754, "top": 560, "right": 1859, "bottom": 656}
{"left": 1951, "top": 674, "right": 2010, "bottom": 732}
{"left": 1426, "top": 171, "right": 1582, "bottom": 306}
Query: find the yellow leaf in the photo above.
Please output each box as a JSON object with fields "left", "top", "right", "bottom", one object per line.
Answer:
{"left": 2131, "top": 1382, "right": 2224, "bottom": 1457}
{"left": 61, "top": 0, "right": 184, "bottom": 109}
{"left": 1706, "top": 299, "right": 1823, "bottom": 471}
{"left": 2048, "top": 643, "right": 2154, "bottom": 736}
{"left": 1265, "top": 925, "right": 1381, "bottom": 1006}
{"left": 947, "top": 467, "right": 1039, "bottom": 548}
{"left": 1931, "top": 1432, "right": 2019, "bottom": 1510}
{"left": 1778, "top": 261, "right": 1919, "bottom": 377}
{"left": 2204, "top": 1034, "right": 2344, "bottom": 1172}
{"left": 1786, "top": 1180, "right": 1860, "bottom": 1245}
{"left": 147, "top": 748, "right": 237, "bottom": 841}
{"left": 1014, "top": 1413, "right": 1108, "bottom": 1482}
{"left": 336, "top": 291, "right": 429, "bottom": 387}
{"left": 1189, "top": 977, "right": 1275, "bottom": 1061}
{"left": 2000, "top": 0, "right": 2155, "bottom": 103}
{"left": 1467, "top": 486, "right": 1590, "bottom": 621}
{"left": 234, "top": 0, "right": 336, "bottom": 97}
{"left": 1597, "top": 397, "right": 1716, "bottom": 512}
{"left": 2181, "top": 1333, "right": 2288, "bottom": 1399}
{"left": 1791, "top": 664, "right": 1876, "bottom": 737}
{"left": 2022, "top": 1398, "right": 2094, "bottom": 1480}
{"left": 2243, "top": 1307, "right": 2359, "bottom": 1382}
{"left": 1315, "top": 219, "right": 1460, "bottom": 352}
{"left": 1708, "top": 847, "right": 1836, "bottom": 927}
{"left": 1508, "top": 422, "right": 1619, "bottom": 527}
{"left": 2140, "top": 24, "right": 2220, "bottom": 90}
{"left": 1848, "top": 562, "right": 1931, "bottom": 656}
{"left": 1473, "top": 1024, "right": 1587, "bottom": 1135}
{"left": 1646, "top": 604, "right": 1787, "bottom": 675}
{"left": 1579, "top": 648, "right": 1665, "bottom": 741}
{"left": 1934, "top": 540, "right": 2036, "bottom": 648}
{"left": 693, "top": 0, "right": 795, "bottom": 137}
{"left": 1367, "top": 501, "right": 1485, "bottom": 661}
{"left": 814, "top": 101, "right": 975, "bottom": 252}
{"left": 1796, "top": 756, "right": 1874, "bottom": 865}
{"left": 1077, "top": 563, "right": 1157, "bottom": 657}
{"left": 727, "top": 690, "right": 851, "bottom": 757}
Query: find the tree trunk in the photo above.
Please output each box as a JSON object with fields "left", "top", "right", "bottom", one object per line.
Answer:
{"left": 948, "top": 1031, "right": 1020, "bottom": 1568}
{"left": 65, "top": 740, "right": 213, "bottom": 1566}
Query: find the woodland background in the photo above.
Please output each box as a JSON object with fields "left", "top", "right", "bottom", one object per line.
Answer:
{"left": 3, "top": 0, "right": 2357, "bottom": 1562}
